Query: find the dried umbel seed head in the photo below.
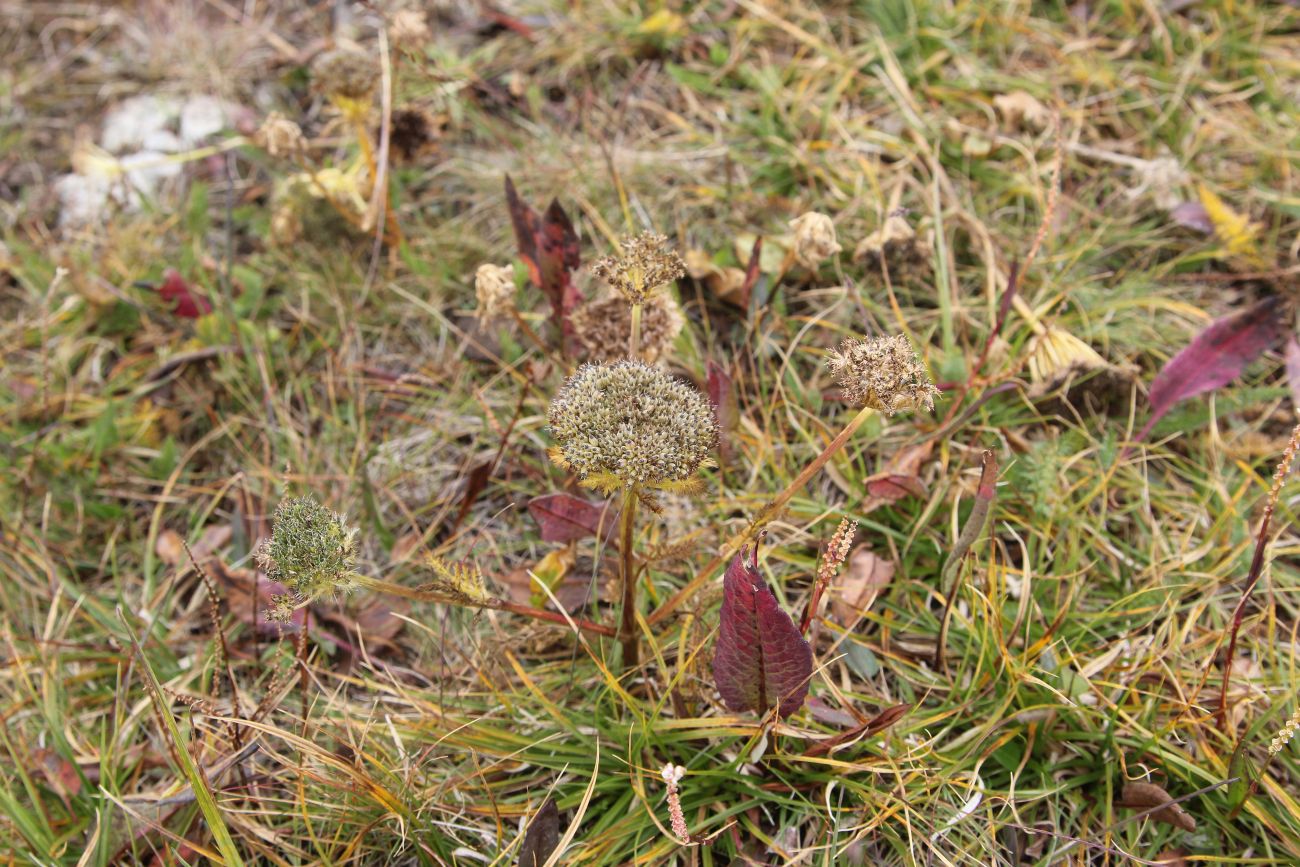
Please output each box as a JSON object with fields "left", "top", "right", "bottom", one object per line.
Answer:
{"left": 827, "top": 334, "right": 939, "bottom": 414}
{"left": 571, "top": 290, "right": 684, "bottom": 363}
{"left": 474, "top": 263, "right": 516, "bottom": 323}
{"left": 388, "top": 107, "right": 442, "bottom": 163}
{"left": 854, "top": 215, "right": 932, "bottom": 284}
{"left": 254, "top": 112, "right": 306, "bottom": 158}
{"left": 549, "top": 360, "right": 716, "bottom": 488}
{"left": 591, "top": 231, "right": 687, "bottom": 304}
{"left": 312, "top": 47, "right": 379, "bottom": 104}
{"left": 255, "top": 497, "right": 359, "bottom": 606}
{"left": 789, "top": 211, "right": 842, "bottom": 268}
{"left": 389, "top": 8, "right": 430, "bottom": 51}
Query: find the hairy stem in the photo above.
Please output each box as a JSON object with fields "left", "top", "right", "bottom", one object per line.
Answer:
{"left": 618, "top": 484, "right": 641, "bottom": 669}
{"left": 649, "top": 404, "right": 877, "bottom": 626}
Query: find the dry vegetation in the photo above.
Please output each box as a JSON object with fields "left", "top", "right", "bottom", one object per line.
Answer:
{"left": 2, "top": 1, "right": 1300, "bottom": 864}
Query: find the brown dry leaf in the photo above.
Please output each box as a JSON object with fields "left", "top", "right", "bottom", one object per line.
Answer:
{"left": 831, "top": 545, "right": 895, "bottom": 624}
{"left": 1155, "top": 850, "right": 1188, "bottom": 867}
{"left": 155, "top": 529, "right": 185, "bottom": 566}
{"left": 32, "top": 748, "right": 82, "bottom": 807}
{"left": 500, "top": 547, "right": 598, "bottom": 613}
{"left": 1119, "top": 781, "right": 1197, "bottom": 832}
{"left": 993, "top": 91, "right": 1051, "bottom": 131}
{"left": 155, "top": 524, "right": 233, "bottom": 567}
{"left": 866, "top": 440, "right": 933, "bottom": 502}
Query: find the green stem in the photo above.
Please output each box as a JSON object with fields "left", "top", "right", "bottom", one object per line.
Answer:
{"left": 618, "top": 485, "right": 641, "bottom": 669}
{"left": 648, "top": 404, "right": 877, "bottom": 626}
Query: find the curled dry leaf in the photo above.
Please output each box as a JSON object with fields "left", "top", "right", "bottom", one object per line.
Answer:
{"left": 865, "top": 440, "right": 933, "bottom": 503}
{"left": 831, "top": 545, "right": 895, "bottom": 624}
{"left": 1119, "top": 781, "right": 1197, "bottom": 832}
{"left": 712, "top": 545, "right": 813, "bottom": 718}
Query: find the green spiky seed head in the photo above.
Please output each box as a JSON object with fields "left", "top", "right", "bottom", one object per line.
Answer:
{"left": 548, "top": 360, "right": 716, "bottom": 487}
{"left": 256, "top": 497, "right": 358, "bottom": 604}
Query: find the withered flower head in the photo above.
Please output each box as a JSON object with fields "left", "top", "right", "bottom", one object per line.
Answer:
{"left": 571, "top": 291, "right": 684, "bottom": 363}
{"left": 312, "top": 47, "right": 379, "bottom": 104}
{"left": 591, "top": 231, "right": 687, "bottom": 304}
{"left": 789, "top": 211, "right": 842, "bottom": 269}
{"left": 255, "top": 497, "right": 358, "bottom": 612}
{"left": 389, "top": 107, "right": 442, "bottom": 163}
{"left": 389, "top": 8, "right": 430, "bottom": 51}
{"left": 474, "top": 263, "right": 516, "bottom": 323}
{"left": 549, "top": 360, "right": 715, "bottom": 488}
{"left": 254, "top": 112, "right": 307, "bottom": 158}
{"left": 827, "top": 334, "right": 939, "bottom": 414}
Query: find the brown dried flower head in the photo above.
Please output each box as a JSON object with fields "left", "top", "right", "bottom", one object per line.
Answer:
{"left": 254, "top": 112, "right": 307, "bottom": 158}
{"left": 312, "top": 47, "right": 379, "bottom": 106}
{"left": 789, "top": 211, "right": 842, "bottom": 269}
{"left": 591, "top": 231, "right": 687, "bottom": 304}
{"left": 549, "top": 360, "right": 716, "bottom": 488}
{"left": 474, "top": 263, "right": 516, "bottom": 323}
{"left": 854, "top": 215, "right": 932, "bottom": 283}
{"left": 389, "top": 9, "right": 431, "bottom": 51}
{"left": 827, "top": 334, "right": 939, "bottom": 414}
{"left": 389, "top": 107, "right": 443, "bottom": 163}
{"left": 571, "top": 291, "right": 684, "bottom": 363}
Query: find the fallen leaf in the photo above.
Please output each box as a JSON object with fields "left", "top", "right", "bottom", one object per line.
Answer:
{"left": 518, "top": 798, "right": 560, "bottom": 867}
{"left": 802, "top": 703, "right": 909, "bottom": 757}
{"left": 993, "top": 91, "right": 1051, "bottom": 131}
{"left": 1169, "top": 201, "right": 1214, "bottom": 234}
{"left": 157, "top": 269, "right": 213, "bottom": 318}
{"left": 1136, "top": 296, "right": 1283, "bottom": 441}
{"left": 831, "top": 545, "right": 895, "bottom": 624}
{"left": 155, "top": 529, "right": 186, "bottom": 566}
{"left": 528, "top": 493, "right": 618, "bottom": 543}
{"left": 712, "top": 545, "right": 813, "bottom": 718}
{"left": 207, "top": 558, "right": 304, "bottom": 635}
{"left": 155, "top": 524, "right": 233, "bottom": 567}
{"left": 32, "top": 748, "right": 82, "bottom": 807}
{"left": 1119, "top": 781, "right": 1197, "bottom": 832}
{"left": 805, "top": 695, "right": 858, "bottom": 728}
{"left": 528, "top": 547, "right": 575, "bottom": 608}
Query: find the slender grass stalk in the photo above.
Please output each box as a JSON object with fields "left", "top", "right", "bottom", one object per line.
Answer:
{"left": 628, "top": 301, "right": 643, "bottom": 358}
{"left": 649, "top": 404, "right": 877, "bottom": 625}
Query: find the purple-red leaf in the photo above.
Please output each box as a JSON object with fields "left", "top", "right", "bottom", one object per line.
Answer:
{"left": 1286, "top": 336, "right": 1300, "bottom": 409}
{"left": 158, "top": 269, "right": 212, "bottom": 318}
{"left": 1170, "top": 201, "right": 1214, "bottom": 234}
{"left": 712, "top": 545, "right": 813, "bottom": 718}
{"left": 1137, "top": 296, "right": 1283, "bottom": 441}
{"left": 503, "top": 176, "right": 582, "bottom": 348}
{"left": 706, "top": 359, "right": 737, "bottom": 465}
{"left": 528, "top": 493, "right": 618, "bottom": 543}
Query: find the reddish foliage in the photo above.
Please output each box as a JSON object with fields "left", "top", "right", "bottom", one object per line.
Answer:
{"left": 1137, "top": 296, "right": 1283, "bottom": 441}
{"left": 504, "top": 176, "right": 582, "bottom": 347}
{"left": 712, "top": 544, "right": 813, "bottom": 718}
{"left": 528, "top": 492, "right": 618, "bottom": 543}
{"left": 706, "top": 359, "right": 737, "bottom": 464}
{"left": 157, "top": 269, "right": 212, "bottom": 318}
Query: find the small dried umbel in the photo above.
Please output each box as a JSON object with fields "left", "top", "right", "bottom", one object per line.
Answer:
{"left": 789, "top": 211, "right": 842, "bottom": 268}
{"left": 854, "top": 215, "right": 932, "bottom": 283}
{"left": 256, "top": 497, "right": 358, "bottom": 616}
{"left": 312, "top": 48, "right": 379, "bottom": 110}
{"left": 474, "top": 263, "right": 516, "bottom": 323}
{"left": 571, "top": 290, "right": 684, "bottom": 363}
{"left": 254, "top": 112, "right": 307, "bottom": 158}
{"left": 549, "top": 360, "right": 715, "bottom": 489}
{"left": 389, "top": 8, "right": 430, "bottom": 51}
{"left": 827, "top": 334, "right": 939, "bottom": 414}
{"left": 591, "top": 231, "right": 687, "bottom": 304}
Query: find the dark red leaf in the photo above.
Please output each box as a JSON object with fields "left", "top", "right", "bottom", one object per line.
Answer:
{"left": 803, "top": 703, "right": 910, "bottom": 757}
{"left": 1137, "top": 296, "right": 1283, "bottom": 441}
{"left": 712, "top": 544, "right": 813, "bottom": 718}
{"left": 453, "top": 459, "right": 495, "bottom": 530}
{"left": 706, "top": 359, "right": 738, "bottom": 465}
{"left": 518, "top": 798, "right": 560, "bottom": 867}
{"left": 158, "top": 269, "right": 212, "bottom": 318}
{"left": 503, "top": 177, "right": 583, "bottom": 349}
{"left": 738, "top": 236, "right": 763, "bottom": 309}
{"left": 528, "top": 493, "right": 618, "bottom": 543}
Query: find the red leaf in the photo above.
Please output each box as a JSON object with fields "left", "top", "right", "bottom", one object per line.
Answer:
{"left": 1137, "top": 296, "right": 1283, "bottom": 441}
{"left": 706, "top": 359, "right": 738, "bottom": 464}
{"left": 158, "top": 269, "right": 212, "bottom": 318}
{"left": 504, "top": 177, "right": 582, "bottom": 346}
{"left": 802, "top": 703, "right": 910, "bottom": 757}
{"left": 1170, "top": 201, "right": 1214, "bottom": 234}
{"left": 712, "top": 544, "right": 813, "bottom": 718}
{"left": 528, "top": 493, "right": 618, "bottom": 543}
{"left": 738, "top": 236, "right": 763, "bottom": 309}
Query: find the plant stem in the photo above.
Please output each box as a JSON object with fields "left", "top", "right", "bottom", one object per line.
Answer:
{"left": 648, "top": 404, "right": 877, "bottom": 626}
{"left": 628, "top": 301, "right": 643, "bottom": 358}
{"left": 618, "top": 484, "right": 641, "bottom": 669}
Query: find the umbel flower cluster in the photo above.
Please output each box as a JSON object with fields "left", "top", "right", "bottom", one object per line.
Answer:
{"left": 548, "top": 360, "right": 716, "bottom": 488}
{"left": 571, "top": 291, "right": 684, "bottom": 363}
{"left": 827, "top": 334, "right": 939, "bottom": 414}
{"left": 256, "top": 496, "right": 358, "bottom": 619}
{"left": 591, "top": 231, "right": 687, "bottom": 304}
